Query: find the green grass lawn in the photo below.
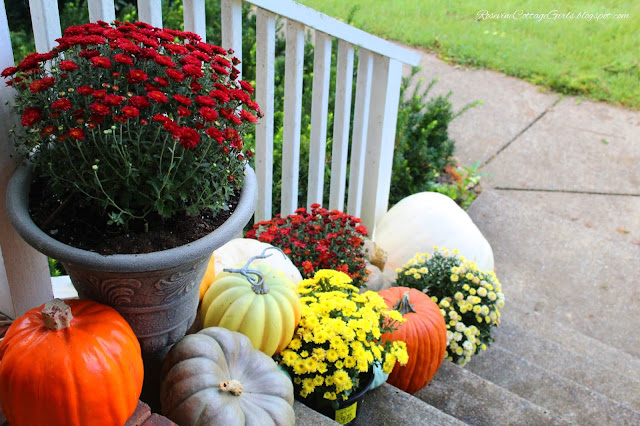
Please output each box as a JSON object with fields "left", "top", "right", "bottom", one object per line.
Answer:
{"left": 297, "top": 0, "right": 640, "bottom": 109}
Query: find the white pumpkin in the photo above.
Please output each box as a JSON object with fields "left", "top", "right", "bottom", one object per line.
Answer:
{"left": 373, "top": 192, "right": 494, "bottom": 275}
{"left": 214, "top": 238, "right": 303, "bottom": 284}
{"left": 362, "top": 264, "right": 393, "bottom": 292}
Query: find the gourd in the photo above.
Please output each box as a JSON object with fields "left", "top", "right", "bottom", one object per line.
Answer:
{"left": 201, "top": 248, "right": 301, "bottom": 356}
{"left": 199, "top": 253, "right": 216, "bottom": 301}
{"left": 0, "top": 299, "right": 143, "bottom": 426}
{"left": 214, "top": 238, "right": 302, "bottom": 284}
{"left": 161, "top": 327, "right": 295, "bottom": 426}
{"left": 378, "top": 287, "right": 447, "bottom": 394}
{"left": 373, "top": 192, "right": 494, "bottom": 274}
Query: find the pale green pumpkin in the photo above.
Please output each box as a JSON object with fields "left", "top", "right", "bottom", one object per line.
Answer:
{"left": 200, "top": 260, "right": 301, "bottom": 356}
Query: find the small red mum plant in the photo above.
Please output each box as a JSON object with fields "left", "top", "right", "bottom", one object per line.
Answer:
{"left": 246, "top": 205, "right": 370, "bottom": 287}
{"left": 2, "top": 21, "right": 260, "bottom": 230}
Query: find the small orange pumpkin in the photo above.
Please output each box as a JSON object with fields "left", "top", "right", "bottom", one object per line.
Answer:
{"left": 199, "top": 253, "right": 216, "bottom": 301}
{"left": 0, "top": 298, "right": 144, "bottom": 426}
{"left": 378, "top": 287, "right": 447, "bottom": 394}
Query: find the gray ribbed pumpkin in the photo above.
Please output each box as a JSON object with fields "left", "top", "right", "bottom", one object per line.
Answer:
{"left": 160, "top": 327, "right": 295, "bottom": 425}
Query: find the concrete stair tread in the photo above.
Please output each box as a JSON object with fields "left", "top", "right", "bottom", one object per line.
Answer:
{"left": 355, "top": 383, "right": 465, "bottom": 425}
{"left": 466, "top": 344, "right": 640, "bottom": 425}
{"left": 417, "top": 361, "right": 570, "bottom": 425}
{"left": 492, "top": 316, "right": 640, "bottom": 411}
{"left": 294, "top": 400, "right": 339, "bottom": 425}
{"left": 466, "top": 189, "right": 640, "bottom": 358}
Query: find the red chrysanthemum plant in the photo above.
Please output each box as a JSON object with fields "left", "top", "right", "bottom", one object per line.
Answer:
{"left": 246, "top": 205, "right": 370, "bottom": 287}
{"left": 2, "top": 21, "right": 260, "bottom": 230}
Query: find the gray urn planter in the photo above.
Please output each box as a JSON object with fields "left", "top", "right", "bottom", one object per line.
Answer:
{"left": 6, "top": 164, "right": 257, "bottom": 357}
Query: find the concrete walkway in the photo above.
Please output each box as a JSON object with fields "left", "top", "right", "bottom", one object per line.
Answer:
{"left": 403, "top": 47, "right": 640, "bottom": 358}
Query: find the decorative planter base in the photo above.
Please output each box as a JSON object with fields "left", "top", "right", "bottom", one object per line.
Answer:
{"left": 299, "top": 369, "right": 374, "bottom": 426}
{"left": 6, "top": 165, "right": 258, "bottom": 410}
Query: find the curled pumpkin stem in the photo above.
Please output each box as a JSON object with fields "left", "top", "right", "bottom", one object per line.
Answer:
{"left": 219, "top": 379, "right": 243, "bottom": 396}
{"left": 394, "top": 291, "right": 417, "bottom": 316}
{"left": 223, "top": 247, "right": 287, "bottom": 294}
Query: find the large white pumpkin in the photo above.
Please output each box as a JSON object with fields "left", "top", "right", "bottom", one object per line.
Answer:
{"left": 373, "top": 192, "right": 494, "bottom": 274}
{"left": 214, "top": 238, "right": 303, "bottom": 284}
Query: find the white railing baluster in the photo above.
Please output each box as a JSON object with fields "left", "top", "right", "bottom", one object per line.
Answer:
{"left": 137, "top": 0, "right": 163, "bottom": 28}
{"left": 361, "top": 54, "right": 403, "bottom": 232}
{"left": 280, "top": 20, "right": 305, "bottom": 217}
{"left": 306, "top": 31, "right": 332, "bottom": 208}
{"left": 329, "top": 40, "right": 354, "bottom": 211}
{"left": 29, "top": 0, "right": 62, "bottom": 53}
{"left": 0, "top": 0, "right": 52, "bottom": 316}
{"left": 88, "top": 0, "right": 116, "bottom": 23}
{"left": 347, "top": 48, "right": 373, "bottom": 218}
{"left": 183, "top": 0, "right": 207, "bottom": 41}
{"left": 221, "top": 0, "right": 242, "bottom": 78}
{"left": 254, "top": 8, "right": 276, "bottom": 223}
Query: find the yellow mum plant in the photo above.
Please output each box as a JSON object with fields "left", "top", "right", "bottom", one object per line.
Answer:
{"left": 279, "top": 269, "right": 408, "bottom": 407}
{"left": 395, "top": 247, "right": 505, "bottom": 366}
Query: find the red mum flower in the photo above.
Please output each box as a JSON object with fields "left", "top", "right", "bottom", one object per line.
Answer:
{"left": 104, "top": 94, "right": 125, "bottom": 106}
{"left": 89, "top": 102, "right": 110, "bottom": 115}
{"left": 240, "top": 109, "right": 258, "bottom": 123}
{"left": 114, "top": 54, "right": 134, "bottom": 65}
{"left": 239, "top": 80, "right": 254, "bottom": 94}
{"left": 154, "top": 55, "right": 175, "bottom": 68}
{"left": 163, "top": 43, "right": 189, "bottom": 55}
{"left": 127, "top": 69, "right": 148, "bottom": 84}
{"left": 152, "top": 113, "right": 170, "bottom": 123}
{"left": 147, "top": 91, "right": 168, "bottom": 103}
{"left": 121, "top": 106, "right": 140, "bottom": 118}
{"left": 165, "top": 68, "right": 185, "bottom": 82}
{"left": 205, "top": 127, "right": 224, "bottom": 143}
{"left": 190, "top": 81, "right": 202, "bottom": 92}
{"left": 154, "top": 77, "right": 170, "bottom": 87}
{"left": 212, "top": 64, "right": 229, "bottom": 75}
{"left": 77, "top": 85, "right": 94, "bottom": 95}
{"left": 182, "top": 64, "right": 203, "bottom": 78}
{"left": 51, "top": 98, "right": 72, "bottom": 111}
{"left": 178, "top": 127, "right": 200, "bottom": 149}
{"left": 198, "top": 107, "right": 218, "bottom": 122}
{"left": 21, "top": 107, "right": 42, "bottom": 127}
{"left": 59, "top": 60, "right": 79, "bottom": 71}
{"left": 302, "top": 260, "right": 314, "bottom": 274}
{"left": 89, "top": 56, "right": 112, "bottom": 68}
{"left": 79, "top": 49, "right": 101, "bottom": 59}
{"left": 29, "top": 77, "right": 55, "bottom": 93}
{"left": 195, "top": 95, "right": 215, "bottom": 107}
{"left": 209, "top": 89, "right": 230, "bottom": 103}
{"left": 1, "top": 66, "right": 18, "bottom": 78}
{"left": 68, "top": 128, "right": 85, "bottom": 140}
{"left": 177, "top": 106, "right": 191, "bottom": 117}
{"left": 173, "top": 94, "right": 192, "bottom": 106}
{"left": 92, "top": 89, "right": 107, "bottom": 99}
{"left": 129, "top": 96, "right": 151, "bottom": 109}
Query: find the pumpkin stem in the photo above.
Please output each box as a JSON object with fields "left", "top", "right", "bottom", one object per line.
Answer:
{"left": 219, "top": 379, "right": 243, "bottom": 396}
{"left": 394, "top": 292, "right": 417, "bottom": 316}
{"left": 42, "top": 298, "right": 74, "bottom": 331}
{"left": 223, "top": 247, "right": 287, "bottom": 295}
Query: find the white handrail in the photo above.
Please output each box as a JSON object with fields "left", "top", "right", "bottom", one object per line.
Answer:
{"left": 245, "top": 0, "right": 420, "bottom": 66}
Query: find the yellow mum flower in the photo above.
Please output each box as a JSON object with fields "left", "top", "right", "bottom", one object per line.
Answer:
{"left": 288, "top": 338, "right": 302, "bottom": 350}
{"left": 451, "top": 274, "right": 459, "bottom": 282}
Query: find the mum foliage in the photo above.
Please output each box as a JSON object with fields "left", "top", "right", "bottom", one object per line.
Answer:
{"left": 395, "top": 247, "right": 504, "bottom": 366}
{"left": 246, "top": 205, "right": 369, "bottom": 287}
{"left": 2, "top": 21, "right": 260, "bottom": 230}
{"left": 279, "top": 270, "right": 408, "bottom": 407}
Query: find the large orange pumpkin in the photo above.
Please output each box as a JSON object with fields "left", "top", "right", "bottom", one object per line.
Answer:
{"left": 378, "top": 287, "right": 447, "bottom": 394}
{"left": 0, "top": 298, "right": 144, "bottom": 426}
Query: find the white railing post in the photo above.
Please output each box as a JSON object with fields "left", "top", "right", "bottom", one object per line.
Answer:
{"left": 361, "top": 54, "right": 403, "bottom": 232}
{"left": 183, "top": 0, "right": 207, "bottom": 41}
{"left": 221, "top": 0, "right": 243, "bottom": 78}
{"left": 0, "top": 0, "right": 52, "bottom": 317}
{"left": 254, "top": 8, "right": 276, "bottom": 223}
{"left": 306, "top": 31, "right": 332, "bottom": 208}
{"left": 280, "top": 20, "right": 305, "bottom": 216}
{"left": 137, "top": 0, "right": 163, "bottom": 28}
{"left": 328, "top": 40, "right": 354, "bottom": 211}
{"left": 88, "top": 0, "right": 116, "bottom": 23}
{"left": 347, "top": 48, "right": 373, "bottom": 218}
{"left": 29, "top": 0, "right": 62, "bottom": 53}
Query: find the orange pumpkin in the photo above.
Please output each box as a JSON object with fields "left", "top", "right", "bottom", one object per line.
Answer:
{"left": 199, "top": 253, "right": 216, "bottom": 301}
{"left": 378, "top": 287, "right": 447, "bottom": 394}
{"left": 0, "top": 298, "right": 144, "bottom": 426}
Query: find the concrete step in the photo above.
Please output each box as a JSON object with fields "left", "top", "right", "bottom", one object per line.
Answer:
{"left": 294, "top": 400, "right": 339, "bottom": 425}
{"left": 489, "top": 316, "right": 640, "bottom": 412}
{"left": 466, "top": 344, "right": 640, "bottom": 425}
{"left": 355, "top": 383, "right": 465, "bottom": 425}
{"left": 466, "top": 189, "right": 640, "bottom": 358}
{"left": 416, "top": 361, "right": 569, "bottom": 425}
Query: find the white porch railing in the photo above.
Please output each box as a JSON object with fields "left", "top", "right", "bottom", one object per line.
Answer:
{"left": 0, "top": 0, "right": 419, "bottom": 317}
